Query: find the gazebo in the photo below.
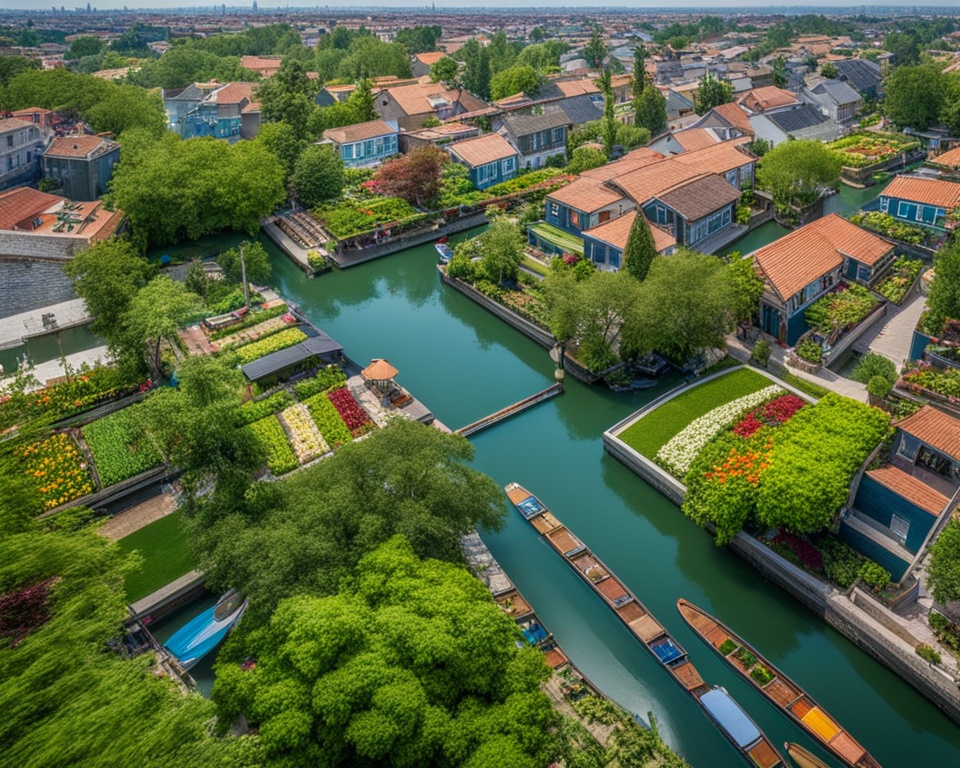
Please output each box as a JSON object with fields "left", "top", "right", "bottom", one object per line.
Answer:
{"left": 361, "top": 358, "right": 398, "bottom": 393}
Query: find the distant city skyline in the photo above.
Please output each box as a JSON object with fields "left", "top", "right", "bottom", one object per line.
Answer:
{"left": 3, "top": 0, "right": 960, "bottom": 10}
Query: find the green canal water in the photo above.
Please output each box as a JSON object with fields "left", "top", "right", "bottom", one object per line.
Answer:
{"left": 154, "top": 226, "right": 960, "bottom": 766}
{"left": 0, "top": 324, "right": 102, "bottom": 374}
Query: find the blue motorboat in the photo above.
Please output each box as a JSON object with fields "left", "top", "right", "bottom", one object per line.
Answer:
{"left": 435, "top": 241, "right": 453, "bottom": 264}
{"left": 164, "top": 589, "right": 247, "bottom": 670}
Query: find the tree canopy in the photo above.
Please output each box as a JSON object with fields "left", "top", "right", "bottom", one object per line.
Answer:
{"left": 490, "top": 65, "right": 542, "bottom": 101}
{"left": 883, "top": 63, "right": 948, "bottom": 131}
{"left": 693, "top": 74, "right": 733, "bottom": 115}
{"left": 929, "top": 519, "right": 960, "bottom": 604}
{"left": 727, "top": 255, "right": 766, "bottom": 325}
{"left": 374, "top": 146, "right": 448, "bottom": 208}
{"left": 292, "top": 144, "right": 346, "bottom": 208}
{"left": 756, "top": 139, "right": 841, "bottom": 211}
{"left": 926, "top": 240, "right": 960, "bottom": 333}
{"left": 212, "top": 535, "right": 555, "bottom": 768}
{"left": 633, "top": 84, "right": 668, "bottom": 137}
{"left": 429, "top": 57, "right": 459, "bottom": 84}
{"left": 622, "top": 214, "right": 658, "bottom": 282}
{"left": 216, "top": 240, "right": 273, "bottom": 286}
{"left": 459, "top": 39, "right": 492, "bottom": 101}
{"left": 477, "top": 219, "right": 525, "bottom": 285}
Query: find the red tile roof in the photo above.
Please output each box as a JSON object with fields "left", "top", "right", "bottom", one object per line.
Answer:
{"left": 322, "top": 119, "right": 396, "bottom": 145}
{"left": 383, "top": 81, "right": 486, "bottom": 117}
{"left": 753, "top": 213, "right": 892, "bottom": 300}
{"left": 240, "top": 55, "right": 282, "bottom": 76}
{"left": 448, "top": 133, "right": 517, "bottom": 167}
{"left": 0, "top": 187, "right": 65, "bottom": 230}
{"left": 737, "top": 86, "right": 798, "bottom": 112}
{"left": 0, "top": 118, "right": 37, "bottom": 134}
{"left": 582, "top": 209, "right": 676, "bottom": 254}
{"left": 673, "top": 128, "right": 720, "bottom": 151}
{"left": 45, "top": 135, "right": 117, "bottom": 159}
{"left": 931, "top": 146, "right": 960, "bottom": 168}
{"left": 554, "top": 79, "right": 601, "bottom": 97}
{"left": 548, "top": 176, "right": 626, "bottom": 213}
{"left": 711, "top": 102, "right": 755, "bottom": 136}
{"left": 212, "top": 82, "right": 256, "bottom": 105}
{"left": 867, "top": 466, "right": 949, "bottom": 516}
{"left": 882, "top": 175, "right": 960, "bottom": 209}
{"left": 415, "top": 51, "right": 448, "bottom": 66}
{"left": 579, "top": 147, "right": 664, "bottom": 182}
{"left": 896, "top": 406, "right": 960, "bottom": 463}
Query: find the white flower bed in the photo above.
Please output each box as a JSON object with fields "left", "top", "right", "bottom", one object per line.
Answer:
{"left": 655, "top": 385, "right": 782, "bottom": 477}
{"left": 280, "top": 403, "right": 329, "bottom": 464}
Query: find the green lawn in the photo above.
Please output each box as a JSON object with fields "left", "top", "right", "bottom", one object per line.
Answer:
{"left": 529, "top": 222, "right": 584, "bottom": 256}
{"left": 618, "top": 368, "right": 770, "bottom": 459}
{"left": 116, "top": 513, "right": 196, "bottom": 603}
{"left": 521, "top": 255, "right": 550, "bottom": 277}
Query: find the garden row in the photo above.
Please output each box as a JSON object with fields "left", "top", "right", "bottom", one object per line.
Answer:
{"left": 617, "top": 368, "right": 894, "bottom": 589}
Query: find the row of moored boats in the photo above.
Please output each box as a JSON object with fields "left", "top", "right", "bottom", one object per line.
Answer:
{"left": 504, "top": 482, "right": 881, "bottom": 768}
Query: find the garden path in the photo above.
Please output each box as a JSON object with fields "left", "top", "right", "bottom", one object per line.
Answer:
{"left": 855, "top": 290, "right": 928, "bottom": 369}
{"left": 98, "top": 491, "right": 178, "bottom": 541}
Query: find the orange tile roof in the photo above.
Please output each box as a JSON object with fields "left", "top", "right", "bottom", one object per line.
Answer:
{"left": 45, "top": 135, "right": 117, "bottom": 159}
{"left": 448, "top": 133, "right": 517, "bottom": 167}
{"left": 670, "top": 139, "right": 755, "bottom": 175}
{"left": 711, "top": 102, "right": 755, "bottom": 136}
{"left": 752, "top": 214, "right": 891, "bottom": 300}
{"left": 322, "top": 119, "right": 396, "bottom": 145}
{"left": 554, "top": 79, "right": 600, "bottom": 97}
{"left": 212, "top": 82, "right": 256, "bottom": 105}
{"left": 0, "top": 187, "right": 65, "bottom": 230}
{"left": 609, "top": 158, "right": 706, "bottom": 204}
{"left": 415, "top": 51, "right": 448, "bottom": 66}
{"left": 674, "top": 128, "right": 720, "bottom": 152}
{"left": 579, "top": 147, "right": 664, "bottom": 182}
{"left": 930, "top": 146, "right": 960, "bottom": 168}
{"left": 11, "top": 107, "right": 52, "bottom": 117}
{"left": 582, "top": 209, "right": 676, "bottom": 253}
{"left": 737, "top": 86, "right": 798, "bottom": 112}
{"left": 383, "top": 81, "right": 486, "bottom": 116}
{"left": 547, "top": 176, "right": 625, "bottom": 213}
{"left": 896, "top": 406, "right": 960, "bottom": 463}
{"left": 0, "top": 118, "right": 37, "bottom": 134}
{"left": 882, "top": 175, "right": 960, "bottom": 209}
{"left": 240, "top": 55, "right": 282, "bottom": 75}
{"left": 867, "top": 466, "right": 949, "bottom": 516}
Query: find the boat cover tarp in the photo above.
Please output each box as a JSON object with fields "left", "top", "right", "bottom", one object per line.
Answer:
{"left": 522, "top": 621, "right": 548, "bottom": 644}
{"left": 801, "top": 707, "right": 840, "bottom": 742}
{"left": 650, "top": 637, "right": 683, "bottom": 664}
{"left": 516, "top": 495, "right": 545, "bottom": 519}
{"left": 241, "top": 332, "right": 343, "bottom": 381}
{"left": 700, "top": 688, "right": 761, "bottom": 749}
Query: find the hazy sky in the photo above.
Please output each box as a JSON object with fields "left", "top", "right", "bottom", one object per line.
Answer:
{"left": 4, "top": 1, "right": 960, "bottom": 10}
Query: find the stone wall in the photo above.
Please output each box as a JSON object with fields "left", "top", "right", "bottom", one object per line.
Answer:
{"left": 0, "top": 258, "right": 77, "bottom": 320}
{"left": 0, "top": 232, "right": 84, "bottom": 261}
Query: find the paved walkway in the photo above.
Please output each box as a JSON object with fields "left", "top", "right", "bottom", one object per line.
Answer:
{"left": 97, "top": 491, "right": 178, "bottom": 541}
{"left": 855, "top": 289, "right": 928, "bottom": 369}
{"left": 0, "top": 344, "right": 110, "bottom": 390}
{"left": 0, "top": 298, "right": 90, "bottom": 350}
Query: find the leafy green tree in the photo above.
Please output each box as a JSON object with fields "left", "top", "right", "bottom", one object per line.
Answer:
{"left": 598, "top": 69, "right": 616, "bottom": 159}
{"left": 292, "top": 144, "right": 345, "bottom": 208}
{"left": 633, "top": 84, "right": 667, "bottom": 136}
{"left": 542, "top": 269, "right": 581, "bottom": 344}
{"left": 124, "top": 275, "right": 201, "bottom": 371}
{"left": 771, "top": 56, "right": 788, "bottom": 89}
{"left": 394, "top": 24, "right": 442, "bottom": 54}
{"left": 212, "top": 535, "right": 555, "bottom": 767}
{"left": 582, "top": 27, "right": 607, "bottom": 69}
{"left": 622, "top": 213, "right": 657, "bottom": 281}
{"left": 0, "top": 54, "right": 40, "bottom": 86}
{"left": 942, "top": 75, "right": 960, "bottom": 138}
{"left": 566, "top": 145, "right": 607, "bottom": 174}
{"left": 516, "top": 41, "right": 568, "bottom": 71}
{"left": 884, "top": 30, "right": 921, "bottom": 66}
{"left": 429, "top": 56, "right": 459, "bottom": 84}
{"left": 490, "top": 64, "right": 542, "bottom": 100}
{"left": 63, "top": 240, "right": 157, "bottom": 373}
{"left": 253, "top": 120, "right": 305, "bottom": 181}
{"left": 929, "top": 519, "right": 960, "bottom": 604}
{"left": 338, "top": 37, "right": 412, "bottom": 81}
{"left": 727, "top": 255, "right": 765, "bottom": 325}
{"left": 374, "top": 146, "right": 447, "bottom": 207}
{"left": 693, "top": 73, "right": 733, "bottom": 115}
{"left": 127, "top": 46, "right": 249, "bottom": 90}
{"left": 820, "top": 61, "right": 840, "bottom": 80}
{"left": 478, "top": 218, "right": 525, "bottom": 284}
{"left": 756, "top": 139, "right": 841, "bottom": 210}
{"left": 460, "top": 39, "right": 491, "bottom": 100}
{"left": 111, "top": 133, "right": 286, "bottom": 248}
{"left": 486, "top": 30, "right": 517, "bottom": 77}
{"left": 216, "top": 240, "right": 272, "bottom": 286}
{"left": 189, "top": 418, "right": 506, "bottom": 622}
{"left": 66, "top": 35, "right": 104, "bottom": 60}
{"left": 632, "top": 43, "right": 648, "bottom": 99}
{"left": 927, "top": 240, "right": 960, "bottom": 333}
{"left": 624, "top": 250, "right": 734, "bottom": 364}
{"left": 883, "top": 63, "right": 946, "bottom": 130}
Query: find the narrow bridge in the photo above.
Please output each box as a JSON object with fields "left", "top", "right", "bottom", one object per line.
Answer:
{"left": 455, "top": 383, "right": 563, "bottom": 438}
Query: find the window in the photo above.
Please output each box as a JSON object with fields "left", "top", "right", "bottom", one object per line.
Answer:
{"left": 897, "top": 201, "right": 918, "bottom": 221}
{"left": 5, "top": 135, "right": 11, "bottom": 148}
{"left": 880, "top": 196, "right": 889, "bottom": 213}
{"left": 609, "top": 248, "right": 621, "bottom": 269}
{"left": 725, "top": 169, "right": 739, "bottom": 188}
{"left": 549, "top": 201, "right": 560, "bottom": 218}
{"left": 501, "top": 156, "right": 515, "bottom": 175}
{"left": 552, "top": 127, "right": 564, "bottom": 144}
{"left": 477, "top": 161, "right": 497, "bottom": 185}
{"left": 890, "top": 514, "right": 910, "bottom": 542}
{"left": 655, "top": 205, "right": 668, "bottom": 225}
{"left": 598, "top": 210, "right": 611, "bottom": 223}
{"left": 570, "top": 210, "right": 581, "bottom": 228}
{"left": 342, "top": 144, "right": 355, "bottom": 160}
{"left": 364, "top": 139, "right": 375, "bottom": 157}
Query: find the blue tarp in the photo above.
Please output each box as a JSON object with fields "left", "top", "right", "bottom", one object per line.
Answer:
{"left": 522, "top": 621, "right": 548, "bottom": 644}
{"left": 700, "top": 688, "right": 761, "bottom": 749}
{"left": 650, "top": 638, "right": 683, "bottom": 665}
{"left": 516, "top": 496, "right": 545, "bottom": 519}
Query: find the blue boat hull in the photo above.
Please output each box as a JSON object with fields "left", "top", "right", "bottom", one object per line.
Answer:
{"left": 164, "top": 591, "right": 247, "bottom": 670}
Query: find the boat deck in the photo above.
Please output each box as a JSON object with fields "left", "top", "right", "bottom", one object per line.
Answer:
{"left": 748, "top": 739, "right": 783, "bottom": 768}
{"left": 495, "top": 589, "right": 533, "bottom": 619}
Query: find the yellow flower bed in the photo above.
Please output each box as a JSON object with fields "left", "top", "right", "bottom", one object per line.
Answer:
{"left": 22, "top": 433, "right": 95, "bottom": 511}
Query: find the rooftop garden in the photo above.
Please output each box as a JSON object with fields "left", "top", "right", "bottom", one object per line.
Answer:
{"left": 116, "top": 513, "right": 195, "bottom": 603}
{"left": 805, "top": 283, "right": 881, "bottom": 335}
{"left": 81, "top": 405, "right": 164, "bottom": 487}
{"left": 873, "top": 257, "right": 925, "bottom": 305}
{"left": 312, "top": 197, "right": 423, "bottom": 240}
{"left": 528, "top": 221, "right": 585, "bottom": 256}
{"left": 899, "top": 362, "right": 960, "bottom": 401}
{"left": 826, "top": 132, "right": 920, "bottom": 168}
{"left": 850, "top": 211, "right": 931, "bottom": 246}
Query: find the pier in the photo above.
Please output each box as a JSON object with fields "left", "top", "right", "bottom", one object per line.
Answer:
{"left": 455, "top": 383, "right": 563, "bottom": 438}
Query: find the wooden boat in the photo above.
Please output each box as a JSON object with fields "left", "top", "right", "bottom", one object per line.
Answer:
{"left": 785, "top": 743, "right": 832, "bottom": 768}
{"left": 677, "top": 599, "right": 881, "bottom": 768}
{"left": 506, "top": 483, "right": 784, "bottom": 768}
{"left": 164, "top": 589, "right": 247, "bottom": 670}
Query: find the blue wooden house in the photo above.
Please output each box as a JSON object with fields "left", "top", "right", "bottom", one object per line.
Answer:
{"left": 321, "top": 119, "right": 399, "bottom": 169}
{"left": 841, "top": 406, "right": 960, "bottom": 583}
{"left": 752, "top": 214, "right": 893, "bottom": 345}
{"left": 447, "top": 133, "right": 519, "bottom": 191}
{"left": 581, "top": 210, "right": 676, "bottom": 270}
{"left": 879, "top": 175, "right": 960, "bottom": 231}
{"left": 163, "top": 82, "right": 256, "bottom": 142}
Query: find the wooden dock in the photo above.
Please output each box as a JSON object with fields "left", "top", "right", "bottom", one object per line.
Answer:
{"left": 455, "top": 383, "right": 562, "bottom": 438}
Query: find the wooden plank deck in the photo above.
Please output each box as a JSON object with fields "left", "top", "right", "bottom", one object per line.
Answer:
{"left": 829, "top": 731, "right": 866, "bottom": 765}
{"left": 548, "top": 528, "right": 582, "bottom": 553}
{"left": 630, "top": 614, "right": 665, "bottom": 643}
{"left": 764, "top": 677, "right": 800, "bottom": 707}
{"left": 672, "top": 662, "right": 704, "bottom": 691}
{"left": 748, "top": 739, "right": 783, "bottom": 768}
{"left": 530, "top": 512, "right": 561, "bottom": 534}
{"left": 596, "top": 576, "right": 630, "bottom": 603}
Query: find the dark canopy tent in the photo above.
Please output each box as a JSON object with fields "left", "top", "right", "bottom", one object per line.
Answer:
{"left": 241, "top": 332, "right": 344, "bottom": 382}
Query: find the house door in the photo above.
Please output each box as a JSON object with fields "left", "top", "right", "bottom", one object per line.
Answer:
{"left": 761, "top": 304, "right": 781, "bottom": 338}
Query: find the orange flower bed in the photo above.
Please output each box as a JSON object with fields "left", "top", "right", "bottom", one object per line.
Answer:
{"left": 21, "top": 433, "right": 94, "bottom": 511}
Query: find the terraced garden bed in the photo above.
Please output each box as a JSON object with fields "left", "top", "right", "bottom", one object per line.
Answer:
{"left": 81, "top": 406, "right": 163, "bottom": 487}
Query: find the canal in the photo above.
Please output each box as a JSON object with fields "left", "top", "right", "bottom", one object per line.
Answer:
{"left": 252, "top": 230, "right": 960, "bottom": 767}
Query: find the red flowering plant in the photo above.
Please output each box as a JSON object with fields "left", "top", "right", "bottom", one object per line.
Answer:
{"left": 733, "top": 394, "right": 806, "bottom": 438}
{"left": 0, "top": 577, "right": 56, "bottom": 647}
{"left": 771, "top": 531, "right": 824, "bottom": 572}
{"left": 326, "top": 388, "right": 374, "bottom": 436}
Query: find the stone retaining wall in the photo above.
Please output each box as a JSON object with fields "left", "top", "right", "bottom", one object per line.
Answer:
{"left": 0, "top": 232, "right": 85, "bottom": 261}
{"left": 0, "top": 258, "right": 77, "bottom": 320}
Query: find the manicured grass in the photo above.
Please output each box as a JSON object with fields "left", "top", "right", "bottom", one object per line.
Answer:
{"left": 116, "top": 513, "right": 195, "bottom": 603}
{"left": 528, "top": 222, "right": 584, "bottom": 256}
{"left": 521, "top": 255, "right": 550, "bottom": 277}
{"left": 782, "top": 373, "right": 829, "bottom": 400}
{"left": 618, "top": 368, "right": 770, "bottom": 459}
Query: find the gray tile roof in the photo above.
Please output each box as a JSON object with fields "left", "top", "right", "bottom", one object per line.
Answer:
{"left": 834, "top": 59, "right": 882, "bottom": 93}
{"left": 544, "top": 95, "right": 603, "bottom": 127}
{"left": 767, "top": 104, "right": 827, "bottom": 134}
{"left": 501, "top": 111, "right": 572, "bottom": 138}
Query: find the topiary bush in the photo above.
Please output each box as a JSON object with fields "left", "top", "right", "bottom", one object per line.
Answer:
{"left": 867, "top": 375, "right": 893, "bottom": 400}
{"left": 859, "top": 561, "right": 891, "bottom": 590}
{"left": 750, "top": 339, "right": 771, "bottom": 368}
{"left": 851, "top": 352, "right": 897, "bottom": 385}
{"left": 795, "top": 339, "right": 823, "bottom": 365}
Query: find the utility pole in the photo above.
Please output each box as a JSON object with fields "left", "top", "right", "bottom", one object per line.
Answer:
{"left": 240, "top": 243, "right": 250, "bottom": 309}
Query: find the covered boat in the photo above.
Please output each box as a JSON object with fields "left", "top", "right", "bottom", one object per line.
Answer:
{"left": 435, "top": 241, "right": 453, "bottom": 264}
{"left": 700, "top": 687, "right": 784, "bottom": 768}
{"left": 677, "top": 599, "right": 880, "bottom": 768}
{"left": 785, "top": 743, "right": 832, "bottom": 768}
{"left": 164, "top": 589, "right": 247, "bottom": 670}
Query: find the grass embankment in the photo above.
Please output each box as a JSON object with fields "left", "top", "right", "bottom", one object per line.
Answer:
{"left": 618, "top": 368, "right": 770, "bottom": 460}
{"left": 116, "top": 513, "right": 195, "bottom": 603}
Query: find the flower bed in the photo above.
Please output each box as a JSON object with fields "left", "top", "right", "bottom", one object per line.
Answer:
{"left": 213, "top": 316, "right": 293, "bottom": 350}
{"left": 207, "top": 305, "right": 288, "bottom": 341}
{"left": 850, "top": 211, "right": 927, "bottom": 246}
{"left": 279, "top": 403, "right": 328, "bottom": 464}
{"left": 655, "top": 385, "right": 782, "bottom": 477}
{"left": 618, "top": 368, "right": 773, "bottom": 462}
{"left": 805, "top": 284, "right": 880, "bottom": 334}
{"left": 236, "top": 390, "right": 295, "bottom": 426}
{"left": 21, "top": 433, "right": 95, "bottom": 511}
{"left": 326, "top": 387, "right": 374, "bottom": 436}
{"left": 826, "top": 133, "right": 920, "bottom": 168}
{"left": 247, "top": 415, "right": 298, "bottom": 475}
{"left": 304, "top": 392, "right": 352, "bottom": 448}
{"left": 313, "top": 197, "right": 421, "bottom": 240}
{"left": 873, "top": 257, "right": 924, "bottom": 304}
{"left": 899, "top": 363, "right": 960, "bottom": 399}
{"left": 292, "top": 366, "right": 348, "bottom": 400}
{"left": 732, "top": 394, "right": 807, "bottom": 438}
{"left": 233, "top": 328, "right": 307, "bottom": 365}
{"left": 81, "top": 406, "right": 163, "bottom": 487}
{"left": 484, "top": 169, "right": 567, "bottom": 198}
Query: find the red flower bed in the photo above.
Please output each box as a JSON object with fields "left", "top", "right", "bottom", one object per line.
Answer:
{"left": 326, "top": 387, "right": 373, "bottom": 434}
{"left": 0, "top": 578, "right": 55, "bottom": 646}
{"left": 773, "top": 531, "right": 823, "bottom": 572}
{"left": 733, "top": 395, "right": 806, "bottom": 438}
